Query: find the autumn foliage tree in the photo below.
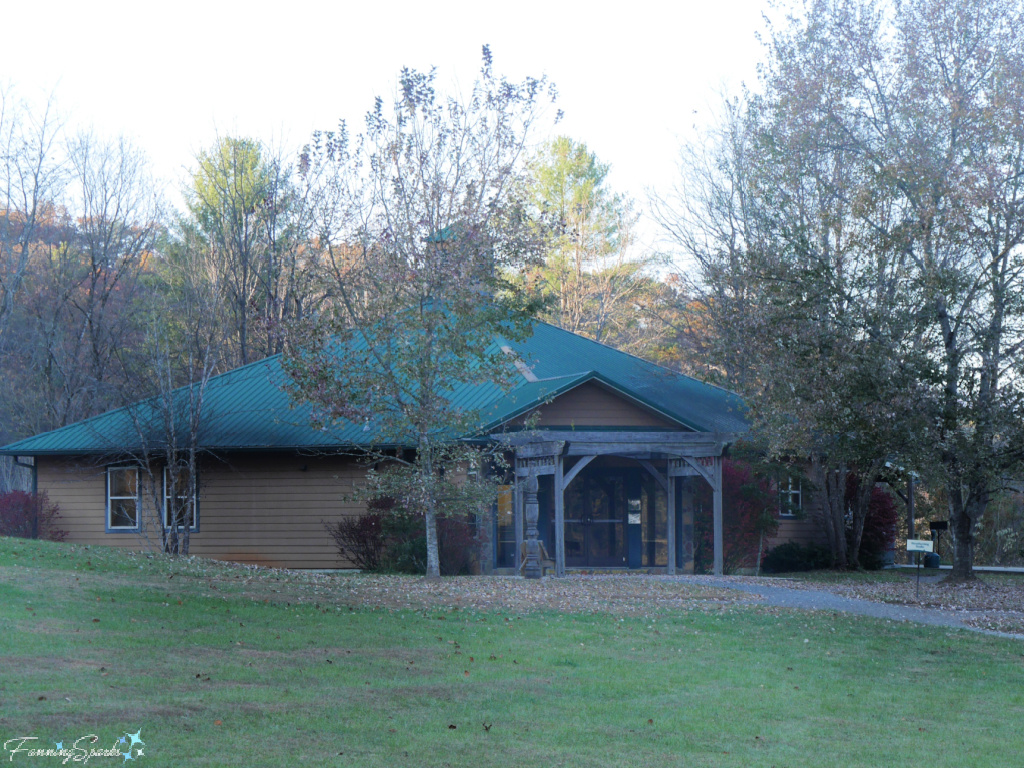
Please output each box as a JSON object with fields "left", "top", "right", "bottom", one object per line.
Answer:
{"left": 659, "top": 0, "right": 1024, "bottom": 577}
{"left": 284, "top": 49, "right": 556, "bottom": 578}
{"left": 184, "top": 137, "right": 317, "bottom": 368}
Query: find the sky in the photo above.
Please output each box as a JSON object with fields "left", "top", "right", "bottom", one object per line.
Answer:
{"left": 1, "top": 0, "right": 770, "bottom": 251}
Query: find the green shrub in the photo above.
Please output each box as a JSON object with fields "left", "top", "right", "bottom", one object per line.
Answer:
{"left": 380, "top": 511, "right": 428, "bottom": 574}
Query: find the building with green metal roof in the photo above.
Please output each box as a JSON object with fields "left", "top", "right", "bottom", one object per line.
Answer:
{"left": 2, "top": 320, "right": 748, "bottom": 575}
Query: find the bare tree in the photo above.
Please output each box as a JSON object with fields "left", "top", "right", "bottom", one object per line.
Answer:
{"left": 5, "top": 134, "right": 160, "bottom": 437}
{"left": 0, "top": 88, "right": 63, "bottom": 352}
{"left": 120, "top": 226, "right": 227, "bottom": 556}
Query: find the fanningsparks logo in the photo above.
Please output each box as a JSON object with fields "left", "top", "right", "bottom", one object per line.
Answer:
{"left": 3, "top": 730, "right": 145, "bottom": 763}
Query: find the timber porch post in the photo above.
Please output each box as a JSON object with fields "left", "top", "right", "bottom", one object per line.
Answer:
{"left": 514, "top": 456, "right": 524, "bottom": 572}
{"left": 501, "top": 432, "right": 732, "bottom": 577}
{"left": 554, "top": 454, "right": 565, "bottom": 577}
{"left": 523, "top": 470, "right": 541, "bottom": 579}
{"left": 667, "top": 474, "right": 676, "bottom": 575}
{"left": 713, "top": 455, "right": 724, "bottom": 576}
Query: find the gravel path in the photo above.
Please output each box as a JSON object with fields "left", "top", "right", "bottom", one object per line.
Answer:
{"left": 684, "top": 576, "right": 1023, "bottom": 639}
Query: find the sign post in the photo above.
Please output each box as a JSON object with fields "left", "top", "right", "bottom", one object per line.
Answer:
{"left": 907, "top": 539, "right": 934, "bottom": 600}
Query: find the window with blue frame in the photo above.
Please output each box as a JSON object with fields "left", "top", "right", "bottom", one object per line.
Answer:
{"left": 107, "top": 466, "right": 139, "bottom": 530}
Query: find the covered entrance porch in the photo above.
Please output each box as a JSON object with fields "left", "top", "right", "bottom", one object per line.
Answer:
{"left": 492, "top": 431, "right": 732, "bottom": 577}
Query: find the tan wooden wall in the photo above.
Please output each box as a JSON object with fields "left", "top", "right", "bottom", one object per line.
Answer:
{"left": 767, "top": 491, "right": 826, "bottom": 549}
{"left": 515, "top": 381, "right": 684, "bottom": 429}
{"left": 37, "top": 453, "right": 368, "bottom": 569}
{"left": 768, "top": 516, "right": 823, "bottom": 549}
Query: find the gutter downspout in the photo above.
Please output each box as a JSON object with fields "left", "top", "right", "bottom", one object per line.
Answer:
{"left": 12, "top": 456, "right": 37, "bottom": 495}
{"left": 12, "top": 456, "right": 38, "bottom": 538}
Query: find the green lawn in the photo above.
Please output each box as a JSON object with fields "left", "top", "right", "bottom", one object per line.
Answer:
{"left": 2, "top": 539, "right": 1022, "bottom": 767}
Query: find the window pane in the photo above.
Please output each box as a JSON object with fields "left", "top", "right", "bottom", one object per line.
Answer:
{"left": 109, "top": 468, "right": 137, "bottom": 498}
{"left": 110, "top": 499, "right": 138, "bottom": 528}
{"left": 166, "top": 468, "right": 189, "bottom": 500}
{"left": 642, "top": 475, "right": 667, "bottom": 567}
{"left": 166, "top": 499, "right": 189, "bottom": 528}
{"left": 164, "top": 467, "right": 197, "bottom": 529}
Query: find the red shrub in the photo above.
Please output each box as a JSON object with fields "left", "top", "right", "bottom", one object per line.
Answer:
{"left": 325, "top": 496, "right": 481, "bottom": 575}
{"left": 694, "top": 460, "right": 779, "bottom": 573}
{"left": 324, "top": 513, "right": 385, "bottom": 571}
{"left": 846, "top": 477, "right": 898, "bottom": 569}
{"left": 0, "top": 491, "right": 67, "bottom": 542}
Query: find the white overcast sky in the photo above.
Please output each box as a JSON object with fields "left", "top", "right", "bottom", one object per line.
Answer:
{"left": 1, "top": 0, "right": 769, "bottom": 248}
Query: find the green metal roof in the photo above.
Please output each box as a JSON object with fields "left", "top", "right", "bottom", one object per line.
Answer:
{"left": 1, "top": 320, "right": 747, "bottom": 457}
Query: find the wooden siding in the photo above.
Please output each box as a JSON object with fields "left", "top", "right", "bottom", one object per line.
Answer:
{"left": 767, "top": 492, "right": 826, "bottom": 549}
{"left": 38, "top": 459, "right": 110, "bottom": 544}
{"left": 38, "top": 453, "right": 369, "bottom": 569}
{"left": 767, "top": 516, "right": 823, "bottom": 549}
{"left": 515, "top": 381, "right": 683, "bottom": 430}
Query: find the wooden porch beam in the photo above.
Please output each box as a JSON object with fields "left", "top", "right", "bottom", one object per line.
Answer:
{"left": 565, "top": 443, "right": 725, "bottom": 458}
{"left": 637, "top": 460, "right": 668, "bottom": 492}
{"left": 561, "top": 455, "right": 597, "bottom": 491}
{"left": 499, "top": 430, "right": 734, "bottom": 445}
{"left": 514, "top": 440, "right": 566, "bottom": 459}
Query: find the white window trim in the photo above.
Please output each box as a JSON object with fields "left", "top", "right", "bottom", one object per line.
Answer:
{"left": 779, "top": 476, "right": 802, "bottom": 518}
{"left": 163, "top": 466, "right": 199, "bottom": 531}
{"left": 106, "top": 465, "right": 140, "bottom": 531}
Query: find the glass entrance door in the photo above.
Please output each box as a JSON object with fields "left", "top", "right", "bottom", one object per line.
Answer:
{"left": 564, "top": 470, "right": 626, "bottom": 567}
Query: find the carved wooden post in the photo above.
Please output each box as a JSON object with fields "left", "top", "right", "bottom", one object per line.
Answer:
{"left": 554, "top": 453, "right": 565, "bottom": 578}
{"left": 524, "top": 470, "right": 541, "bottom": 579}
{"left": 514, "top": 457, "right": 524, "bottom": 571}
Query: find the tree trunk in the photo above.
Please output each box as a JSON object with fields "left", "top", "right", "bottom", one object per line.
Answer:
{"left": 419, "top": 435, "right": 441, "bottom": 578}
{"left": 809, "top": 458, "right": 848, "bottom": 569}
{"left": 166, "top": 511, "right": 179, "bottom": 556}
{"left": 947, "top": 482, "right": 982, "bottom": 582}
{"left": 423, "top": 501, "right": 441, "bottom": 578}
{"left": 846, "top": 459, "right": 885, "bottom": 570}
